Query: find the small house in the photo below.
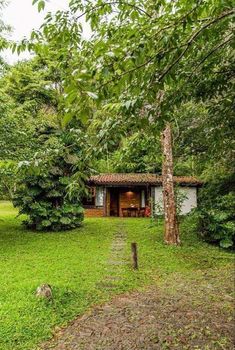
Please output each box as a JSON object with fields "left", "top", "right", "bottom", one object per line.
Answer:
{"left": 83, "top": 173, "right": 202, "bottom": 217}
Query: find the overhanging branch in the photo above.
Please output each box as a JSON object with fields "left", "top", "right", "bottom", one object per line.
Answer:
{"left": 192, "top": 35, "right": 233, "bottom": 72}
{"left": 157, "top": 8, "right": 235, "bottom": 82}
{"left": 76, "top": 1, "right": 151, "bottom": 20}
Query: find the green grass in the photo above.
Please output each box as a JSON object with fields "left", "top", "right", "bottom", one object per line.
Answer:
{"left": 0, "top": 201, "right": 233, "bottom": 350}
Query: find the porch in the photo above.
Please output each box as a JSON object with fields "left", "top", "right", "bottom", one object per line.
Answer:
{"left": 105, "top": 186, "right": 149, "bottom": 217}
{"left": 83, "top": 185, "right": 150, "bottom": 218}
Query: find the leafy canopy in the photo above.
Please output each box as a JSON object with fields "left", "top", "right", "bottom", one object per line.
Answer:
{"left": 27, "top": 0, "right": 234, "bottom": 129}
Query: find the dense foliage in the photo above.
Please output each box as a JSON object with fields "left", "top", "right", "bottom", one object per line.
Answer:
{"left": 13, "top": 129, "right": 90, "bottom": 231}
{"left": 106, "top": 132, "right": 162, "bottom": 173}
{"left": 194, "top": 174, "right": 235, "bottom": 248}
{"left": 0, "top": 59, "right": 61, "bottom": 200}
{"left": 0, "top": 59, "right": 59, "bottom": 159}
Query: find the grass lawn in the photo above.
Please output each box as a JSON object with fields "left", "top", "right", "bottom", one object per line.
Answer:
{"left": 0, "top": 201, "right": 234, "bottom": 350}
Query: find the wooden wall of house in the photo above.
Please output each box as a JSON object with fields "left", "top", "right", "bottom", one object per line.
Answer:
{"left": 84, "top": 208, "right": 104, "bottom": 217}
{"left": 119, "top": 190, "right": 140, "bottom": 217}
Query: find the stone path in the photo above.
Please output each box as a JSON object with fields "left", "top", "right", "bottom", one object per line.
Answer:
{"left": 96, "top": 223, "right": 128, "bottom": 291}
{"left": 41, "top": 276, "right": 234, "bottom": 350}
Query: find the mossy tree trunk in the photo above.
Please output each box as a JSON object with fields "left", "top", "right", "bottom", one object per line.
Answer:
{"left": 161, "top": 123, "right": 180, "bottom": 245}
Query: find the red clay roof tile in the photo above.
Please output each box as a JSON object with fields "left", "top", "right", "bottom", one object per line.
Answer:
{"left": 88, "top": 173, "right": 202, "bottom": 186}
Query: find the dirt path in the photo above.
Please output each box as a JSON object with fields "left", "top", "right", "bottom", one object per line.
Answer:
{"left": 40, "top": 266, "right": 234, "bottom": 350}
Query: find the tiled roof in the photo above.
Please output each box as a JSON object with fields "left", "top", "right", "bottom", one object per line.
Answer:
{"left": 88, "top": 173, "right": 202, "bottom": 186}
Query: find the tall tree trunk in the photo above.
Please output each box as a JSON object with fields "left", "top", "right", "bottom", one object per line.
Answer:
{"left": 161, "top": 123, "right": 180, "bottom": 245}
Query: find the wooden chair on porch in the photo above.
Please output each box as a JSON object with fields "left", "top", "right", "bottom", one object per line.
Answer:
{"left": 138, "top": 208, "right": 146, "bottom": 217}
{"left": 122, "top": 207, "right": 139, "bottom": 217}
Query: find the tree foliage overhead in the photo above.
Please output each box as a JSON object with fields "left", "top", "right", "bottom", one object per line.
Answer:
{"left": 27, "top": 0, "right": 234, "bottom": 124}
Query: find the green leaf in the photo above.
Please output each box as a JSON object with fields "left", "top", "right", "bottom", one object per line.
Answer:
{"left": 50, "top": 167, "right": 63, "bottom": 176}
{"left": 86, "top": 91, "right": 98, "bottom": 99}
{"left": 46, "top": 190, "right": 62, "bottom": 198}
{"left": 62, "top": 113, "right": 74, "bottom": 128}
{"left": 60, "top": 217, "right": 71, "bottom": 225}
{"left": 105, "top": 51, "right": 115, "bottom": 58}
{"left": 37, "top": 0, "right": 45, "bottom": 12}
{"left": 124, "top": 100, "right": 132, "bottom": 110}
{"left": 41, "top": 219, "right": 51, "bottom": 227}
{"left": 64, "top": 154, "right": 79, "bottom": 165}
{"left": 59, "top": 177, "right": 70, "bottom": 185}
{"left": 220, "top": 239, "right": 233, "bottom": 249}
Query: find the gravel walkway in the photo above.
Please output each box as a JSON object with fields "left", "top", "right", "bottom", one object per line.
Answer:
{"left": 41, "top": 269, "right": 234, "bottom": 350}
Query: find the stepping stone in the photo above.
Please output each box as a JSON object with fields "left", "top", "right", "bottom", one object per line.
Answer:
{"left": 105, "top": 276, "right": 122, "bottom": 282}
{"left": 96, "top": 282, "right": 118, "bottom": 289}
{"left": 109, "top": 261, "right": 128, "bottom": 266}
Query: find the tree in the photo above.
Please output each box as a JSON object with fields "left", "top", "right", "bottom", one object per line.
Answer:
{"left": 0, "top": 57, "right": 93, "bottom": 230}
{"left": 161, "top": 123, "right": 180, "bottom": 245}
{"left": 111, "top": 131, "right": 161, "bottom": 173}
{"left": 0, "top": 59, "right": 60, "bottom": 162}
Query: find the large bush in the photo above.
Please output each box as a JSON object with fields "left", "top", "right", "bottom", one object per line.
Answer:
{"left": 194, "top": 174, "right": 235, "bottom": 249}
{"left": 0, "top": 160, "right": 17, "bottom": 199}
{"left": 13, "top": 129, "right": 89, "bottom": 231}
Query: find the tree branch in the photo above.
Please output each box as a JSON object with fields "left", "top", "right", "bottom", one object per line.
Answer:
{"left": 157, "top": 9, "right": 235, "bottom": 82}
{"left": 76, "top": 1, "right": 151, "bottom": 21}
{"left": 99, "top": 43, "right": 189, "bottom": 89}
{"left": 153, "top": 1, "right": 203, "bottom": 39}
{"left": 93, "top": 8, "right": 234, "bottom": 94}
{"left": 192, "top": 35, "right": 233, "bottom": 73}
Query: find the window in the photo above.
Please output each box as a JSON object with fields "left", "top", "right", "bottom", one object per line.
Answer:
{"left": 82, "top": 187, "right": 95, "bottom": 207}
{"left": 141, "top": 190, "right": 146, "bottom": 208}
{"left": 95, "top": 187, "right": 104, "bottom": 207}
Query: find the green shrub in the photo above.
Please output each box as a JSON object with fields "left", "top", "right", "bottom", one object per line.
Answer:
{"left": 13, "top": 129, "right": 89, "bottom": 231}
{"left": 193, "top": 175, "right": 235, "bottom": 248}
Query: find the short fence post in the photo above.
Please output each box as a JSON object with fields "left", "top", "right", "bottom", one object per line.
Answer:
{"left": 131, "top": 242, "right": 138, "bottom": 269}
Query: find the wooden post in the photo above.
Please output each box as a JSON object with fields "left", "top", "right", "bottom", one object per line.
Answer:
{"left": 161, "top": 123, "right": 180, "bottom": 245}
{"left": 131, "top": 242, "right": 138, "bottom": 269}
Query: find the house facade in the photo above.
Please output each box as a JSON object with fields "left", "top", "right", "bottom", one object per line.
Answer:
{"left": 83, "top": 173, "right": 202, "bottom": 218}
